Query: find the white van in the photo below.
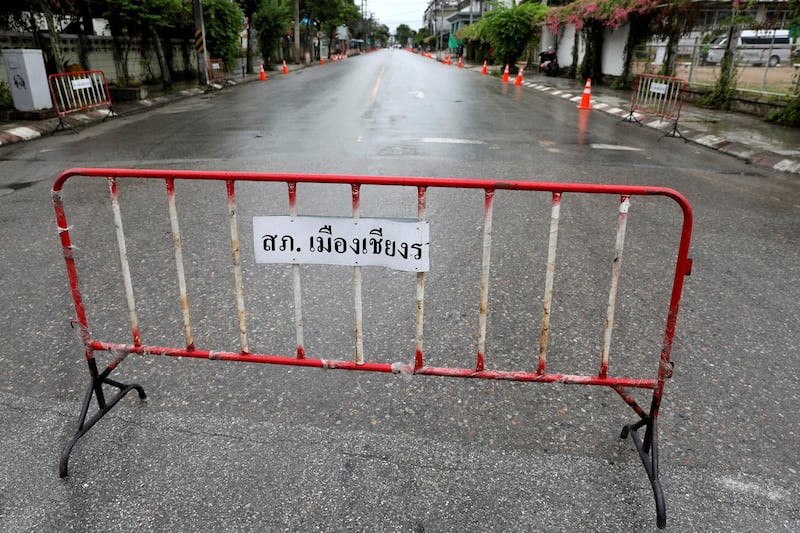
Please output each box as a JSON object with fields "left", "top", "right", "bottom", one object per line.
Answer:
{"left": 705, "top": 29, "right": 791, "bottom": 67}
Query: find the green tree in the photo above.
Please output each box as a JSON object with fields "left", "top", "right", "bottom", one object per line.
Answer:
{"left": 395, "top": 24, "right": 415, "bottom": 48}
{"left": 305, "top": 0, "right": 360, "bottom": 57}
{"left": 767, "top": 0, "right": 800, "bottom": 125}
{"left": 371, "top": 22, "right": 390, "bottom": 48}
{"left": 0, "top": 0, "right": 28, "bottom": 31}
{"left": 101, "top": 0, "right": 187, "bottom": 89}
{"left": 237, "top": 0, "right": 262, "bottom": 74}
{"left": 476, "top": 1, "right": 548, "bottom": 71}
{"left": 203, "top": 0, "right": 245, "bottom": 72}
{"left": 253, "top": 0, "right": 290, "bottom": 68}
{"left": 0, "top": 1, "right": 77, "bottom": 73}
{"left": 698, "top": 6, "right": 754, "bottom": 110}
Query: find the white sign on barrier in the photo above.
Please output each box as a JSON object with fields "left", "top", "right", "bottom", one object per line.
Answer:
{"left": 650, "top": 82, "right": 668, "bottom": 95}
{"left": 253, "top": 216, "right": 430, "bottom": 272}
{"left": 70, "top": 78, "right": 92, "bottom": 90}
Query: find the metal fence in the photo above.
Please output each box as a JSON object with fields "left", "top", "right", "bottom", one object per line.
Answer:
{"left": 53, "top": 168, "right": 694, "bottom": 529}
{"left": 636, "top": 41, "right": 799, "bottom": 98}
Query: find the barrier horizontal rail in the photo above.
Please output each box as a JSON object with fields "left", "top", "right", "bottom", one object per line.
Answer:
{"left": 52, "top": 168, "right": 694, "bottom": 529}
{"left": 48, "top": 70, "right": 115, "bottom": 134}
{"left": 620, "top": 74, "right": 687, "bottom": 141}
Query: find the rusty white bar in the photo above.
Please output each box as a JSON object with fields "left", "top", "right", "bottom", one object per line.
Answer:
{"left": 287, "top": 182, "right": 305, "bottom": 358}
{"left": 59, "top": 77, "right": 74, "bottom": 111}
{"left": 54, "top": 77, "right": 70, "bottom": 115}
{"left": 91, "top": 72, "right": 105, "bottom": 104}
{"left": 352, "top": 184, "right": 364, "bottom": 365}
{"left": 476, "top": 188, "right": 495, "bottom": 372}
{"left": 107, "top": 177, "right": 141, "bottom": 347}
{"left": 226, "top": 180, "right": 249, "bottom": 353}
{"left": 165, "top": 178, "right": 194, "bottom": 351}
{"left": 85, "top": 73, "right": 99, "bottom": 105}
{"left": 76, "top": 76, "right": 88, "bottom": 109}
{"left": 600, "top": 195, "right": 631, "bottom": 378}
{"left": 538, "top": 192, "right": 562, "bottom": 374}
{"left": 414, "top": 186, "right": 427, "bottom": 370}
{"left": 70, "top": 75, "right": 85, "bottom": 109}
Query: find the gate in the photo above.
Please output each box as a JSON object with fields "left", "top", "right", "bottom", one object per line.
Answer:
{"left": 53, "top": 168, "right": 693, "bottom": 529}
{"left": 619, "top": 74, "right": 687, "bottom": 141}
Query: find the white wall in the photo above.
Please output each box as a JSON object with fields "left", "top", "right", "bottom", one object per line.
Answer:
{"left": 601, "top": 25, "right": 627, "bottom": 76}
{"left": 0, "top": 32, "right": 198, "bottom": 87}
{"left": 542, "top": 22, "right": 630, "bottom": 77}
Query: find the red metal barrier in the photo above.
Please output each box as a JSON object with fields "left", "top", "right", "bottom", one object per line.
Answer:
{"left": 48, "top": 70, "right": 114, "bottom": 133}
{"left": 620, "top": 74, "right": 687, "bottom": 141}
{"left": 53, "top": 168, "right": 693, "bottom": 529}
{"left": 206, "top": 58, "right": 228, "bottom": 84}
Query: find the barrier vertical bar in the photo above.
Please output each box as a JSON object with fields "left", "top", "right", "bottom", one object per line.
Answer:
{"left": 476, "top": 188, "right": 495, "bottom": 372}
{"left": 226, "top": 180, "right": 249, "bottom": 353}
{"left": 108, "top": 177, "right": 142, "bottom": 347}
{"left": 538, "top": 191, "right": 562, "bottom": 374}
{"left": 54, "top": 77, "right": 67, "bottom": 114}
{"left": 287, "top": 182, "right": 305, "bottom": 358}
{"left": 89, "top": 72, "right": 102, "bottom": 107}
{"left": 352, "top": 184, "right": 364, "bottom": 365}
{"left": 414, "top": 186, "right": 427, "bottom": 371}
{"left": 600, "top": 195, "right": 631, "bottom": 378}
{"left": 166, "top": 178, "right": 194, "bottom": 351}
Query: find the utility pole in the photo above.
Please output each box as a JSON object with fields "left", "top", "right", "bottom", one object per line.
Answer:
{"left": 192, "top": 0, "right": 208, "bottom": 85}
{"left": 294, "top": 0, "right": 301, "bottom": 64}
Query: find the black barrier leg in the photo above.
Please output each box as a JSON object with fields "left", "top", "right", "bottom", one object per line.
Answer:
{"left": 618, "top": 111, "right": 643, "bottom": 126}
{"left": 59, "top": 359, "right": 146, "bottom": 478}
{"left": 102, "top": 106, "right": 118, "bottom": 122}
{"left": 52, "top": 117, "right": 78, "bottom": 135}
{"left": 621, "top": 416, "right": 666, "bottom": 529}
{"left": 658, "top": 122, "right": 687, "bottom": 143}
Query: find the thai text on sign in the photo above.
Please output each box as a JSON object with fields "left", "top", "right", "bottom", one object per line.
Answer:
{"left": 70, "top": 78, "right": 93, "bottom": 90}
{"left": 649, "top": 82, "right": 668, "bottom": 95}
{"left": 253, "top": 216, "right": 430, "bottom": 272}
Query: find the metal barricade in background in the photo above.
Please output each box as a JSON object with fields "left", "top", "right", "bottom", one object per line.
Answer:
{"left": 52, "top": 169, "right": 694, "bottom": 529}
{"left": 620, "top": 74, "right": 687, "bottom": 141}
{"left": 206, "top": 58, "right": 228, "bottom": 85}
{"left": 48, "top": 70, "right": 115, "bottom": 134}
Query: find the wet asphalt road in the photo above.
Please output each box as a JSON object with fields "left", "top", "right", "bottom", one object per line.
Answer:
{"left": 1, "top": 49, "right": 798, "bottom": 531}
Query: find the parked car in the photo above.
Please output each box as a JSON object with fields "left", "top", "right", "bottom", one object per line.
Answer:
{"left": 705, "top": 29, "right": 791, "bottom": 67}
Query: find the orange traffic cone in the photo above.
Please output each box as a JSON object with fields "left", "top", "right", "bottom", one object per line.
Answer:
{"left": 320, "top": 56, "right": 325, "bottom": 65}
{"left": 514, "top": 66, "right": 524, "bottom": 86}
{"left": 457, "top": 56, "right": 463, "bottom": 68}
{"left": 577, "top": 78, "right": 592, "bottom": 109}
{"left": 501, "top": 64, "right": 510, "bottom": 83}
{"left": 259, "top": 63, "right": 267, "bottom": 81}
{"left": 282, "top": 60, "right": 288, "bottom": 74}
{"left": 481, "top": 60, "right": 488, "bottom": 75}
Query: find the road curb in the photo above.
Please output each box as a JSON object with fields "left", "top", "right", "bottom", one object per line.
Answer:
{"left": 514, "top": 77, "right": 800, "bottom": 177}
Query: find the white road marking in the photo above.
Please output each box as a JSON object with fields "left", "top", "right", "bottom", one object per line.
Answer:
{"left": 590, "top": 144, "right": 643, "bottom": 151}
{"left": 420, "top": 137, "right": 484, "bottom": 145}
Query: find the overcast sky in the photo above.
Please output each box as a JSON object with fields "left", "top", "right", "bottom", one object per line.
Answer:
{"left": 366, "top": 1, "right": 430, "bottom": 34}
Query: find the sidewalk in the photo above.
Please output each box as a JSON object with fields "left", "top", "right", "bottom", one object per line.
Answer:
{"left": 1, "top": 58, "right": 798, "bottom": 177}
{"left": 512, "top": 71, "right": 800, "bottom": 176}
{"left": 0, "top": 71, "right": 260, "bottom": 145}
